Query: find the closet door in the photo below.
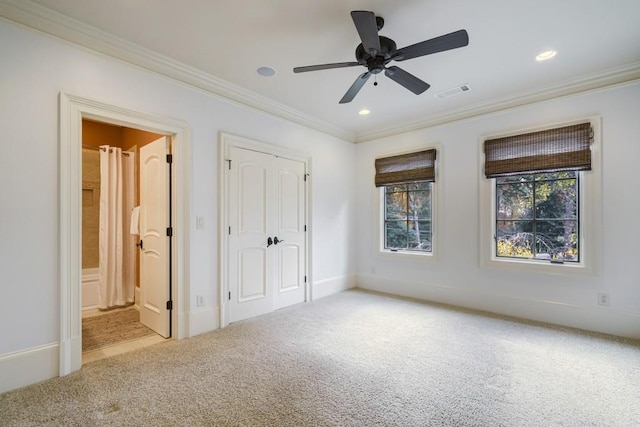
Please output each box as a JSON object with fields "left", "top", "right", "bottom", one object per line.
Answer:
{"left": 272, "top": 156, "right": 306, "bottom": 310}
{"left": 227, "top": 146, "right": 306, "bottom": 323}
{"left": 228, "top": 147, "right": 274, "bottom": 322}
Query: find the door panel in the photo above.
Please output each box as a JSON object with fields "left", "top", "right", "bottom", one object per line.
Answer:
{"left": 238, "top": 248, "right": 267, "bottom": 301}
{"left": 139, "top": 136, "right": 170, "bottom": 337}
{"left": 273, "top": 157, "right": 306, "bottom": 310}
{"left": 228, "top": 147, "right": 274, "bottom": 322}
{"left": 278, "top": 169, "right": 301, "bottom": 232}
{"left": 239, "top": 164, "right": 267, "bottom": 234}
{"left": 278, "top": 245, "right": 300, "bottom": 292}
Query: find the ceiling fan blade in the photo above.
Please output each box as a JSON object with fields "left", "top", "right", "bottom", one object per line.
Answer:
{"left": 293, "top": 62, "right": 360, "bottom": 73}
{"left": 351, "top": 11, "right": 381, "bottom": 56}
{"left": 385, "top": 66, "right": 430, "bottom": 95}
{"left": 339, "top": 72, "right": 371, "bottom": 104}
{"left": 396, "top": 29, "right": 469, "bottom": 61}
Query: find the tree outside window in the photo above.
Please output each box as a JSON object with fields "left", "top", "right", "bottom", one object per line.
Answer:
{"left": 496, "top": 171, "right": 578, "bottom": 261}
{"left": 384, "top": 182, "right": 432, "bottom": 252}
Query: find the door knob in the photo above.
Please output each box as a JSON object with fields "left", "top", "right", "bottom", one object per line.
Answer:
{"left": 267, "top": 237, "right": 273, "bottom": 247}
{"left": 274, "top": 236, "right": 284, "bottom": 245}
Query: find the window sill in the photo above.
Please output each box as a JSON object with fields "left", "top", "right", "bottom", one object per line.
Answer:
{"left": 481, "top": 256, "right": 594, "bottom": 277}
{"left": 378, "top": 249, "right": 438, "bottom": 261}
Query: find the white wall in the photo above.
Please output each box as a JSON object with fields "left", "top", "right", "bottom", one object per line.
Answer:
{"left": 0, "top": 19, "right": 356, "bottom": 360}
{"left": 355, "top": 81, "right": 640, "bottom": 338}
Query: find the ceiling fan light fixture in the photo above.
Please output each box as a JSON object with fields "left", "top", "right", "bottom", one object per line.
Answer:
{"left": 535, "top": 50, "right": 557, "bottom": 61}
{"left": 358, "top": 109, "right": 371, "bottom": 115}
{"left": 257, "top": 66, "right": 276, "bottom": 77}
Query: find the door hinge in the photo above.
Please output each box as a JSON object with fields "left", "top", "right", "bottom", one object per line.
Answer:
{"left": 166, "top": 154, "right": 173, "bottom": 164}
{"left": 304, "top": 174, "right": 309, "bottom": 182}
{"left": 226, "top": 159, "right": 232, "bottom": 170}
{"left": 228, "top": 226, "right": 231, "bottom": 235}
{"left": 166, "top": 300, "right": 173, "bottom": 310}
{"left": 304, "top": 225, "right": 307, "bottom": 232}
{"left": 166, "top": 227, "right": 173, "bottom": 237}
{"left": 228, "top": 291, "right": 231, "bottom": 301}
{"left": 304, "top": 275, "right": 307, "bottom": 283}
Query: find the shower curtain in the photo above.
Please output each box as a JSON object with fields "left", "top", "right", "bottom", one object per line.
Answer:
{"left": 98, "top": 146, "right": 136, "bottom": 309}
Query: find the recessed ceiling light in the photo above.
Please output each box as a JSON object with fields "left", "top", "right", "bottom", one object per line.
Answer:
{"left": 257, "top": 66, "right": 276, "bottom": 77}
{"left": 358, "top": 109, "right": 370, "bottom": 116}
{"left": 536, "top": 50, "right": 557, "bottom": 61}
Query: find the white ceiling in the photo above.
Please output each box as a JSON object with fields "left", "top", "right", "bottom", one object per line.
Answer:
{"left": 4, "top": 0, "right": 640, "bottom": 142}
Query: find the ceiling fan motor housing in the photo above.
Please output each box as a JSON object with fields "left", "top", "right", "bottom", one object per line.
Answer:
{"left": 356, "top": 36, "right": 397, "bottom": 74}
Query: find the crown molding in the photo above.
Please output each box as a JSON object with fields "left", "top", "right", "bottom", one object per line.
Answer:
{"left": 354, "top": 62, "right": 640, "bottom": 143}
{"left": 2, "top": 1, "right": 638, "bottom": 145}
{"left": 0, "top": 0, "right": 356, "bottom": 142}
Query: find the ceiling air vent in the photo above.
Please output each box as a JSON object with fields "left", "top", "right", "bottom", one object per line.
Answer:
{"left": 434, "top": 83, "right": 471, "bottom": 99}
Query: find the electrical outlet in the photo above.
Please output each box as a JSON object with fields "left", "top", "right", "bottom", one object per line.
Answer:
{"left": 597, "top": 292, "right": 610, "bottom": 307}
{"left": 196, "top": 295, "right": 204, "bottom": 307}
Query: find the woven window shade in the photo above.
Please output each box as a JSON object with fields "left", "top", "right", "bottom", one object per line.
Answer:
{"left": 484, "top": 122, "right": 592, "bottom": 178}
{"left": 375, "top": 149, "right": 436, "bottom": 187}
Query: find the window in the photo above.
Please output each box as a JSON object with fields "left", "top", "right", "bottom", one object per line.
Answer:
{"left": 483, "top": 122, "right": 593, "bottom": 267}
{"left": 375, "top": 149, "right": 436, "bottom": 254}
{"left": 496, "top": 171, "right": 578, "bottom": 262}
{"left": 384, "top": 182, "right": 432, "bottom": 252}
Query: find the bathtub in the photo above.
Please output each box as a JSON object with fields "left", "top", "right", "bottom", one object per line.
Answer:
{"left": 82, "top": 267, "right": 99, "bottom": 310}
{"left": 82, "top": 268, "right": 140, "bottom": 310}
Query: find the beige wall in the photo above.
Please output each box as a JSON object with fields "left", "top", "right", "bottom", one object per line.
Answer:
{"left": 82, "top": 119, "right": 124, "bottom": 149}
{"left": 81, "top": 149, "right": 100, "bottom": 269}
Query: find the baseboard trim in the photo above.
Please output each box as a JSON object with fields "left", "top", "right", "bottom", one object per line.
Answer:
{"left": 188, "top": 305, "right": 219, "bottom": 337}
{"left": 0, "top": 343, "right": 59, "bottom": 394}
{"left": 356, "top": 275, "right": 640, "bottom": 339}
{"left": 312, "top": 275, "right": 356, "bottom": 300}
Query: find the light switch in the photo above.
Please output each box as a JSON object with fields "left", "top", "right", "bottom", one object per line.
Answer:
{"left": 196, "top": 216, "right": 205, "bottom": 229}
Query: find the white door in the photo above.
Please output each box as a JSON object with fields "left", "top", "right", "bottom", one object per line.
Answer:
{"left": 227, "top": 146, "right": 306, "bottom": 323}
{"left": 139, "top": 136, "right": 171, "bottom": 337}
{"left": 273, "top": 157, "right": 306, "bottom": 310}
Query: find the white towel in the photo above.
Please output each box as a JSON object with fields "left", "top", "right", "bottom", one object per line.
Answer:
{"left": 130, "top": 206, "right": 140, "bottom": 235}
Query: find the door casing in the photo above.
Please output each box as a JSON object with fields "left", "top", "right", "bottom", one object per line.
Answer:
{"left": 219, "top": 132, "right": 312, "bottom": 327}
{"left": 59, "top": 92, "right": 191, "bottom": 376}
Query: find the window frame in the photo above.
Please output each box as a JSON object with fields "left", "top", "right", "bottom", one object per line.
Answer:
{"left": 376, "top": 146, "right": 440, "bottom": 259}
{"left": 479, "top": 118, "right": 601, "bottom": 276}
{"left": 382, "top": 182, "right": 434, "bottom": 254}
{"left": 495, "top": 171, "right": 581, "bottom": 263}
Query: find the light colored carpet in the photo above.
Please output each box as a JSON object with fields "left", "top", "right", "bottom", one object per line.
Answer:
{"left": 82, "top": 306, "right": 155, "bottom": 352}
{"left": 2, "top": 290, "right": 639, "bottom": 426}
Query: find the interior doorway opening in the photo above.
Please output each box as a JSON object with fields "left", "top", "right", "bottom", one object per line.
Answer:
{"left": 80, "top": 119, "right": 168, "bottom": 364}
{"left": 59, "top": 92, "right": 191, "bottom": 376}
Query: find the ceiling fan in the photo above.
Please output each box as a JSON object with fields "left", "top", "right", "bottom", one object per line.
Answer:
{"left": 293, "top": 11, "right": 469, "bottom": 104}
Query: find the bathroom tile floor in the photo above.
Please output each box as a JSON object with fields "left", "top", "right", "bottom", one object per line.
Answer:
{"left": 82, "top": 307, "right": 167, "bottom": 365}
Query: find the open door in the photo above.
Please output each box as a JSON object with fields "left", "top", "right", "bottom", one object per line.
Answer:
{"left": 139, "top": 136, "right": 171, "bottom": 337}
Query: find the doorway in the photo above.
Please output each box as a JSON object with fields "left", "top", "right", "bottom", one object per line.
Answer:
{"left": 220, "top": 133, "right": 311, "bottom": 326}
{"left": 59, "top": 93, "right": 191, "bottom": 375}
{"left": 80, "top": 120, "right": 169, "bottom": 363}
